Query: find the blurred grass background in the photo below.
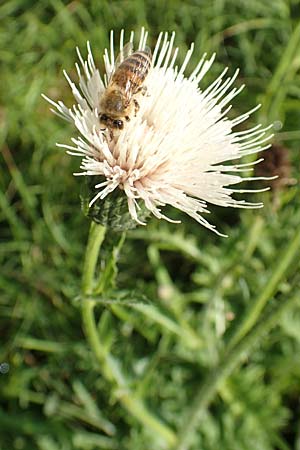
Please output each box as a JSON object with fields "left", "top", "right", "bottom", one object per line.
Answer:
{"left": 1, "top": 1, "right": 300, "bottom": 449}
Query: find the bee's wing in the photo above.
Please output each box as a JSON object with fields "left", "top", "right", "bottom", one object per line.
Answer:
{"left": 123, "top": 46, "right": 152, "bottom": 99}
{"left": 117, "top": 42, "right": 134, "bottom": 65}
{"left": 142, "top": 46, "right": 152, "bottom": 57}
{"left": 108, "top": 42, "right": 134, "bottom": 82}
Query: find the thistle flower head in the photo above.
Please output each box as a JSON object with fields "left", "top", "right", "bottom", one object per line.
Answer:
{"left": 43, "top": 28, "right": 272, "bottom": 236}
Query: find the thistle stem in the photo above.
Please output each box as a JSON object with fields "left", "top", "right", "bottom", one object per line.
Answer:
{"left": 81, "top": 222, "right": 176, "bottom": 446}
{"left": 81, "top": 222, "right": 106, "bottom": 294}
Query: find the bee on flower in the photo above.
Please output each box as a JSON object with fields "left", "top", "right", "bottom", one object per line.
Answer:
{"left": 43, "top": 28, "right": 272, "bottom": 236}
{"left": 99, "top": 42, "right": 152, "bottom": 137}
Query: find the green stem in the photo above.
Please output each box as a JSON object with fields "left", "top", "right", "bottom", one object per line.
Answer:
{"left": 228, "top": 226, "right": 300, "bottom": 350}
{"left": 81, "top": 222, "right": 106, "bottom": 294}
{"left": 173, "top": 289, "right": 299, "bottom": 450}
{"left": 94, "top": 231, "right": 126, "bottom": 294}
{"left": 81, "top": 223, "right": 176, "bottom": 446}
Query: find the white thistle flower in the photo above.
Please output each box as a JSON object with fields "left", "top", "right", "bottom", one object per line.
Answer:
{"left": 43, "top": 28, "right": 272, "bottom": 236}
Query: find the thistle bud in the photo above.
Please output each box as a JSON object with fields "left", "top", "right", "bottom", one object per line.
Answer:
{"left": 80, "top": 176, "right": 150, "bottom": 231}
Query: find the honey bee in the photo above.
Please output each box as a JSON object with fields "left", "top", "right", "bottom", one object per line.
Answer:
{"left": 99, "top": 42, "right": 152, "bottom": 135}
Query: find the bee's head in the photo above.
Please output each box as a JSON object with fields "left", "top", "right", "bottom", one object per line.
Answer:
{"left": 99, "top": 113, "right": 110, "bottom": 130}
{"left": 99, "top": 113, "right": 124, "bottom": 130}
{"left": 100, "top": 113, "right": 109, "bottom": 124}
{"left": 112, "top": 119, "right": 124, "bottom": 129}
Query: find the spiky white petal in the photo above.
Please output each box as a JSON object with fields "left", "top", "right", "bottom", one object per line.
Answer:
{"left": 43, "top": 28, "right": 272, "bottom": 236}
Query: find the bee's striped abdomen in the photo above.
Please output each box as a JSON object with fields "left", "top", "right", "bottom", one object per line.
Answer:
{"left": 112, "top": 50, "right": 152, "bottom": 92}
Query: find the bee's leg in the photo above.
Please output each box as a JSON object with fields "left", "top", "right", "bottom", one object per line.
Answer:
{"left": 136, "top": 86, "right": 147, "bottom": 96}
{"left": 141, "top": 85, "right": 148, "bottom": 96}
{"left": 125, "top": 116, "right": 130, "bottom": 122}
{"left": 133, "top": 99, "right": 140, "bottom": 116}
{"left": 138, "top": 86, "right": 150, "bottom": 97}
{"left": 109, "top": 129, "right": 114, "bottom": 141}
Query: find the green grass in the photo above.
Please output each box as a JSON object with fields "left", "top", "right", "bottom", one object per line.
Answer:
{"left": 1, "top": 1, "right": 300, "bottom": 449}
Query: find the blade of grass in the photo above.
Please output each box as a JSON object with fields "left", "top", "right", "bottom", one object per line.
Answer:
{"left": 259, "top": 21, "right": 300, "bottom": 122}
{"left": 173, "top": 288, "right": 300, "bottom": 450}
{"left": 228, "top": 226, "right": 300, "bottom": 350}
{"left": 0, "top": 189, "right": 28, "bottom": 240}
{"left": 2, "top": 145, "right": 37, "bottom": 221}
{"left": 73, "top": 380, "right": 116, "bottom": 436}
{"left": 131, "top": 303, "right": 202, "bottom": 349}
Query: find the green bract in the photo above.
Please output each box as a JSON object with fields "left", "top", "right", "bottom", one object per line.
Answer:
{"left": 81, "top": 176, "right": 151, "bottom": 231}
